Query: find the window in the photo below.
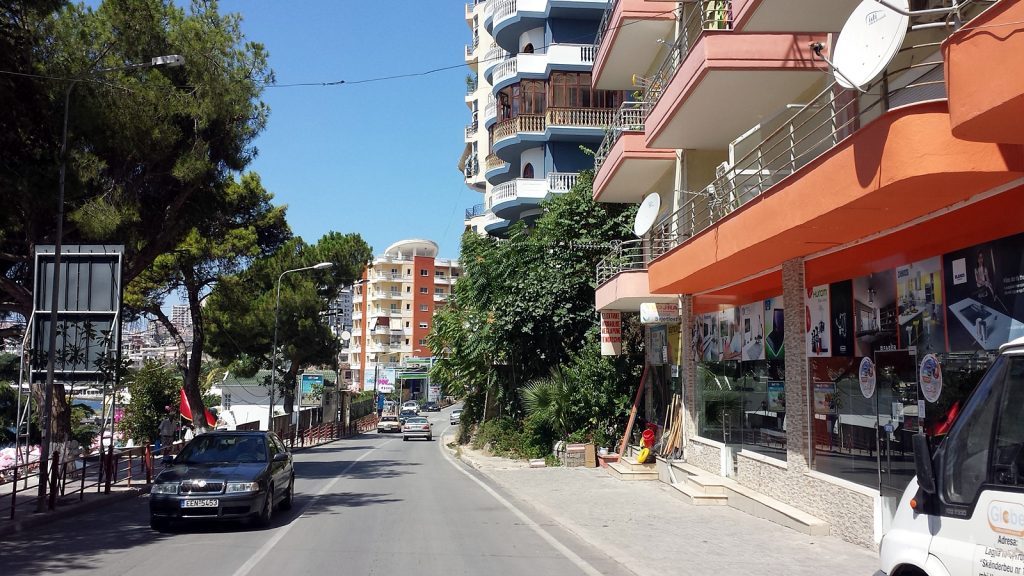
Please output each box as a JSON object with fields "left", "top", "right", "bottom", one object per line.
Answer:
{"left": 420, "top": 269, "right": 428, "bottom": 276}
{"left": 519, "top": 80, "right": 545, "bottom": 115}
{"left": 405, "top": 321, "right": 410, "bottom": 328}
{"left": 435, "top": 288, "right": 444, "bottom": 295}
{"left": 223, "top": 392, "right": 232, "bottom": 410}
{"left": 550, "top": 72, "right": 624, "bottom": 109}
{"left": 420, "top": 304, "right": 429, "bottom": 312}
{"left": 419, "top": 322, "right": 428, "bottom": 329}
{"left": 942, "top": 356, "right": 1005, "bottom": 504}
{"left": 406, "top": 286, "right": 411, "bottom": 293}
{"left": 406, "top": 304, "right": 411, "bottom": 310}
{"left": 435, "top": 271, "right": 446, "bottom": 278}
{"left": 419, "top": 339, "right": 427, "bottom": 346}
{"left": 522, "top": 43, "right": 534, "bottom": 54}
{"left": 405, "top": 339, "right": 410, "bottom": 345}
{"left": 420, "top": 287, "right": 429, "bottom": 294}
{"left": 522, "top": 163, "right": 534, "bottom": 179}
{"left": 992, "top": 357, "right": 1024, "bottom": 488}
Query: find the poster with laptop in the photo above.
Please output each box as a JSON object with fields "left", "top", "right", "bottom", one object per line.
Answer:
{"left": 896, "top": 256, "right": 945, "bottom": 354}
{"left": 740, "top": 302, "right": 765, "bottom": 361}
{"left": 829, "top": 280, "right": 854, "bottom": 357}
{"left": 699, "top": 313, "right": 721, "bottom": 361}
{"left": 943, "top": 232, "right": 1024, "bottom": 351}
{"left": 853, "top": 270, "right": 898, "bottom": 357}
{"left": 719, "top": 307, "right": 742, "bottom": 360}
{"left": 764, "top": 296, "right": 785, "bottom": 359}
{"left": 806, "top": 284, "right": 831, "bottom": 358}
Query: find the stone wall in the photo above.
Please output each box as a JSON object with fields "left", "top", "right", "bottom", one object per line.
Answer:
{"left": 686, "top": 437, "right": 722, "bottom": 475}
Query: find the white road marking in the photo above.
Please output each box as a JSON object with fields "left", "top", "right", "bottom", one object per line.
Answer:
{"left": 231, "top": 439, "right": 392, "bottom": 576}
{"left": 437, "top": 422, "right": 604, "bottom": 576}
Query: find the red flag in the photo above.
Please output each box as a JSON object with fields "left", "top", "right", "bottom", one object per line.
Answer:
{"left": 179, "top": 389, "right": 216, "bottom": 427}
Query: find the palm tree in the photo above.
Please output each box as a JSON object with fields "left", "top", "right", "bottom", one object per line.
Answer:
{"left": 522, "top": 367, "right": 575, "bottom": 440}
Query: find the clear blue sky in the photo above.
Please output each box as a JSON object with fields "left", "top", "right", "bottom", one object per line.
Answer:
{"left": 218, "top": 0, "right": 478, "bottom": 260}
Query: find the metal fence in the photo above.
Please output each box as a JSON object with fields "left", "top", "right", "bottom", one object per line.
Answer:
{"left": 596, "top": 239, "right": 647, "bottom": 286}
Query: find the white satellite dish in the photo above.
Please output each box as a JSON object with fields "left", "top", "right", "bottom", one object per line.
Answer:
{"left": 633, "top": 193, "right": 662, "bottom": 237}
{"left": 340, "top": 330, "right": 352, "bottom": 342}
{"left": 832, "top": 0, "right": 909, "bottom": 90}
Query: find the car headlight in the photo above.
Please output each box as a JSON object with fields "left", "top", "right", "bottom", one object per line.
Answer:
{"left": 152, "top": 483, "right": 179, "bottom": 495}
{"left": 225, "top": 482, "right": 261, "bottom": 494}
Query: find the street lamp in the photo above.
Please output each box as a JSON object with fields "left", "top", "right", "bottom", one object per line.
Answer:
{"left": 38, "top": 54, "right": 184, "bottom": 512}
{"left": 268, "top": 262, "right": 333, "bottom": 432}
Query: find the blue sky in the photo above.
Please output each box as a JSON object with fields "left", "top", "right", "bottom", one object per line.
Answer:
{"left": 218, "top": 0, "right": 478, "bottom": 259}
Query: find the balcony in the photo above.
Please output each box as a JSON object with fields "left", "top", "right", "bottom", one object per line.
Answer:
{"left": 482, "top": 44, "right": 511, "bottom": 81}
{"left": 466, "top": 203, "right": 486, "bottom": 220}
{"left": 646, "top": 68, "right": 1024, "bottom": 295}
{"left": 641, "top": 4, "right": 824, "bottom": 150}
{"left": 484, "top": 152, "right": 510, "bottom": 181}
{"left": 730, "top": 0, "right": 859, "bottom": 33}
{"left": 465, "top": 121, "right": 479, "bottom": 140}
{"left": 593, "top": 103, "right": 675, "bottom": 203}
{"left": 433, "top": 293, "right": 449, "bottom": 302}
{"left": 592, "top": 0, "right": 676, "bottom": 90}
{"left": 489, "top": 172, "right": 580, "bottom": 218}
{"left": 482, "top": 212, "right": 510, "bottom": 234}
{"left": 595, "top": 239, "right": 676, "bottom": 310}
{"left": 489, "top": 44, "right": 596, "bottom": 91}
{"left": 491, "top": 107, "right": 616, "bottom": 157}
{"left": 483, "top": 95, "right": 498, "bottom": 127}
{"left": 486, "top": 0, "right": 608, "bottom": 49}
{"left": 463, "top": 155, "right": 481, "bottom": 182}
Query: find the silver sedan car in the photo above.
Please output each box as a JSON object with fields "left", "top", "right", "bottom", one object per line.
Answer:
{"left": 449, "top": 409, "right": 463, "bottom": 426}
{"left": 402, "top": 417, "right": 432, "bottom": 441}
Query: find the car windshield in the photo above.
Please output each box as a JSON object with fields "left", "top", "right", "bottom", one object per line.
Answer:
{"left": 381, "top": 416, "right": 398, "bottom": 422}
{"left": 406, "top": 417, "right": 428, "bottom": 424}
{"left": 176, "top": 435, "right": 267, "bottom": 464}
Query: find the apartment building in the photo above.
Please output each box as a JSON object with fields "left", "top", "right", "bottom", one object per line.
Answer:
{"left": 350, "top": 239, "right": 460, "bottom": 393}
{"left": 461, "top": 0, "right": 621, "bottom": 236}
{"left": 591, "top": 0, "right": 1023, "bottom": 548}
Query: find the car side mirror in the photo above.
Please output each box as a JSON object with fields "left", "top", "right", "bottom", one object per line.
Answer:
{"left": 162, "top": 455, "right": 174, "bottom": 466}
{"left": 272, "top": 452, "right": 289, "bottom": 462}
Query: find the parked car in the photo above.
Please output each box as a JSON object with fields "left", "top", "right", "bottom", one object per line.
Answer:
{"left": 401, "top": 401, "right": 419, "bottom": 414}
{"left": 149, "top": 431, "right": 293, "bottom": 531}
{"left": 402, "top": 417, "right": 432, "bottom": 441}
{"left": 422, "top": 402, "right": 440, "bottom": 412}
{"left": 450, "top": 409, "right": 463, "bottom": 426}
{"left": 377, "top": 415, "right": 401, "bottom": 433}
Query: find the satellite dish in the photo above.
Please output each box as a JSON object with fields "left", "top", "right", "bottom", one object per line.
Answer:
{"left": 340, "top": 330, "right": 352, "bottom": 342}
{"left": 832, "top": 0, "right": 909, "bottom": 90}
{"left": 633, "top": 193, "right": 662, "bottom": 237}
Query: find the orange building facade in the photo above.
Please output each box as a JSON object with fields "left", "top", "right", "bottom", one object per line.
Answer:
{"left": 591, "top": 0, "right": 1024, "bottom": 548}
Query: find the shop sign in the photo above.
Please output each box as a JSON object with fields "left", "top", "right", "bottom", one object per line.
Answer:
{"left": 859, "top": 356, "right": 876, "bottom": 399}
{"left": 640, "top": 302, "right": 680, "bottom": 325}
{"left": 919, "top": 353, "right": 943, "bottom": 403}
{"left": 600, "top": 311, "right": 621, "bottom": 356}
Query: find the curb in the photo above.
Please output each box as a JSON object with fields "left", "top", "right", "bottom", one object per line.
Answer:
{"left": 0, "top": 485, "right": 150, "bottom": 539}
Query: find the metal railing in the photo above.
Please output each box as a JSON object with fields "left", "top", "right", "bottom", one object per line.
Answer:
{"left": 594, "top": 102, "right": 646, "bottom": 175}
{"left": 465, "top": 121, "right": 479, "bottom": 139}
{"left": 466, "top": 203, "right": 486, "bottom": 219}
{"left": 465, "top": 44, "right": 475, "bottom": 58}
{"left": 594, "top": 0, "right": 621, "bottom": 53}
{"left": 596, "top": 239, "right": 647, "bottom": 286}
{"left": 645, "top": 55, "right": 947, "bottom": 263}
{"left": 643, "top": 1, "right": 732, "bottom": 119}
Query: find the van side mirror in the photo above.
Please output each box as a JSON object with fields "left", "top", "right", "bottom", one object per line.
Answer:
{"left": 913, "top": 433, "right": 936, "bottom": 495}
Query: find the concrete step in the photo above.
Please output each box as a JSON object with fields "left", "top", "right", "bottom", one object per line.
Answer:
{"left": 619, "top": 455, "right": 657, "bottom": 472}
{"left": 725, "top": 483, "right": 830, "bottom": 537}
{"left": 667, "top": 481, "right": 728, "bottom": 506}
{"left": 685, "top": 474, "right": 728, "bottom": 496}
{"left": 606, "top": 461, "right": 659, "bottom": 481}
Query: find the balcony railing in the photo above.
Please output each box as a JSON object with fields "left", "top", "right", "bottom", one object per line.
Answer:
{"left": 485, "top": 153, "right": 507, "bottom": 172}
{"left": 596, "top": 239, "right": 646, "bottom": 286}
{"left": 466, "top": 80, "right": 477, "bottom": 95}
{"left": 643, "top": 1, "right": 733, "bottom": 119}
{"left": 547, "top": 172, "right": 579, "bottom": 193}
{"left": 465, "top": 121, "right": 479, "bottom": 139}
{"left": 492, "top": 56, "right": 518, "bottom": 85}
{"left": 466, "top": 203, "right": 486, "bottom": 219}
{"left": 465, "top": 44, "right": 475, "bottom": 58}
{"left": 594, "top": 103, "right": 646, "bottom": 175}
{"left": 645, "top": 57, "right": 946, "bottom": 263}
{"left": 483, "top": 44, "right": 510, "bottom": 72}
{"left": 464, "top": 155, "right": 479, "bottom": 179}
{"left": 594, "top": 0, "right": 621, "bottom": 53}
{"left": 493, "top": 45, "right": 596, "bottom": 86}
{"left": 484, "top": 96, "right": 496, "bottom": 120}
{"left": 493, "top": 0, "right": 516, "bottom": 23}
{"left": 492, "top": 108, "right": 615, "bottom": 144}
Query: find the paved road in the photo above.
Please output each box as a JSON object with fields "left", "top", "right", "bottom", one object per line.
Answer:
{"left": 3, "top": 408, "right": 633, "bottom": 576}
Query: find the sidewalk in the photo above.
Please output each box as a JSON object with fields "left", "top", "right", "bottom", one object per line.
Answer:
{"left": 446, "top": 434, "right": 880, "bottom": 576}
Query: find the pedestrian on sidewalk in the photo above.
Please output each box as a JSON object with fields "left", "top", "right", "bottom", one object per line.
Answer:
{"left": 158, "top": 415, "right": 175, "bottom": 454}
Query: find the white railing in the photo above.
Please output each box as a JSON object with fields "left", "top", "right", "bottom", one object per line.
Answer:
{"left": 465, "top": 122, "right": 479, "bottom": 139}
{"left": 494, "top": 0, "right": 517, "bottom": 22}
{"left": 594, "top": 103, "right": 646, "bottom": 175}
{"left": 547, "top": 172, "right": 579, "bottom": 193}
{"left": 492, "top": 56, "right": 518, "bottom": 85}
{"left": 645, "top": 56, "right": 947, "bottom": 264}
{"left": 484, "top": 98, "right": 496, "bottom": 122}
{"left": 483, "top": 44, "right": 509, "bottom": 76}
{"left": 580, "top": 44, "right": 596, "bottom": 63}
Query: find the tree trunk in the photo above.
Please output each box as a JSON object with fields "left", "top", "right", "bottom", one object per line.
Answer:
{"left": 282, "top": 361, "right": 300, "bottom": 414}
{"left": 182, "top": 281, "right": 209, "bottom": 432}
{"left": 30, "top": 382, "right": 71, "bottom": 444}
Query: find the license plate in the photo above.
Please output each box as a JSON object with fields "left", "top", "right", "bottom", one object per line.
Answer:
{"left": 182, "top": 499, "right": 219, "bottom": 508}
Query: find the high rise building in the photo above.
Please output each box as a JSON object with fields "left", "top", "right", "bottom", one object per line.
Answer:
{"left": 590, "top": 0, "right": 1024, "bottom": 547}
{"left": 350, "top": 239, "right": 460, "bottom": 394}
{"left": 461, "top": 0, "right": 619, "bottom": 236}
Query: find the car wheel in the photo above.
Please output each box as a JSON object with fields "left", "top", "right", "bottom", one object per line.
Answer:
{"left": 256, "top": 486, "right": 273, "bottom": 527}
{"left": 427, "top": 435, "right": 432, "bottom": 441}
{"left": 279, "top": 476, "right": 294, "bottom": 511}
{"left": 403, "top": 436, "right": 408, "bottom": 441}
{"left": 150, "top": 516, "right": 171, "bottom": 532}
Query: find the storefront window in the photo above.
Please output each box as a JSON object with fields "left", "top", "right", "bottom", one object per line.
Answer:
{"left": 697, "top": 359, "right": 786, "bottom": 461}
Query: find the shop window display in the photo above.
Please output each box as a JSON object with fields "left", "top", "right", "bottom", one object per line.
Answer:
{"left": 696, "top": 359, "right": 787, "bottom": 461}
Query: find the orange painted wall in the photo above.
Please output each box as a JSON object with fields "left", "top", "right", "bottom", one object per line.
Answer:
{"left": 359, "top": 266, "right": 369, "bottom": 390}
{"left": 412, "top": 256, "right": 435, "bottom": 357}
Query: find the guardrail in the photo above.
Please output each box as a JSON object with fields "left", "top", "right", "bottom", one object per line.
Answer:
{"left": 596, "top": 239, "right": 647, "bottom": 286}
{"left": 594, "top": 103, "right": 646, "bottom": 175}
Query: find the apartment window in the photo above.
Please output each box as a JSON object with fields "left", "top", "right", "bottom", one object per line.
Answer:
{"left": 420, "top": 304, "right": 429, "bottom": 312}
{"left": 420, "top": 287, "right": 428, "bottom": 294}
{"left": 550, "top": 72, "right": 623, "bottom": 109}
{"left": 405, "top": 339, "right": 410, "bottom": 345}
{"left": 406, "top": 286, "right": 411, "bottom": 293}
{"left": 419, "top": 322, "right": 428, "bottom": 329}
{"left": 515, "top": 80, "right": 545, "bottom": 115}
{"left": 406, "top": 303, "right": 411, "bottom": 310}
{"left": 391, "top": 268, "right": 397, "bottom": 274}
{"left": 419, "top": 339, "right": 427, "bottom": 346}
{"left": 451, "top": 271, "right": 460, "bottom": 278}
{"left": 420, "top": 269, "right": 428, "bottom": 276}
{"left": 435, "top": 288, "right": 444, "bottom": 295}
{"left": 434, "top": 271, "right": 446, "bottom": 278}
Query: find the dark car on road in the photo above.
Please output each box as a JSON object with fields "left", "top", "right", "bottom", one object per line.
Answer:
{"left": 149, "top": 431, "right": 294, "bottom": 531}
{"left": 422, "top": 402, "right": 440, "bottom": 412}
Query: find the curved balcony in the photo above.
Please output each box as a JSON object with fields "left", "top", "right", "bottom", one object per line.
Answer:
{"left": 483, "top": 95, "right": 498, "bottom": 128}
{"left": 489, "top": 172, "right": 579, "bottom": 219}
{"left": 484, "top": 152, "right": 511, "bottom": 183}
{"left": 491, "top": 107, "right": 615, "bottom": 158}
{"left": 482, "top": 212, "right": 510, "bottom": 235}
{"left": 485, "top": 0, "right": 608, "bottom": 50}
{"left": 482, "top": 44, "right": 511, "bottom": 82}
{"left": 488, "top": 44, "right": 596, "bottom": 91}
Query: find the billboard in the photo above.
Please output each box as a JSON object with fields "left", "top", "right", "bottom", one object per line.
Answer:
{"left": 299, "top": 373, "right": 324, "bottom": 407}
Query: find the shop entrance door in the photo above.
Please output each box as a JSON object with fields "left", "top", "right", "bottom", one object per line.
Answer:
{"left": 873, "top": 350, "right": 919, "bottom": 499}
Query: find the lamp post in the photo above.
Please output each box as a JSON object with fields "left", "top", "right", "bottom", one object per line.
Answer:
{"left": 268, "top": 262, "right": 333, "bottom": 433}
{"left": 38, "top": 54, "right": 184, "bottom": 512}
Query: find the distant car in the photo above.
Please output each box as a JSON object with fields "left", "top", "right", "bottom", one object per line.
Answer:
{"left": 149, "top": 431, "right": 293, "bottom": 531}
{"left": 422, "top": 402, "right": 440, "bottom": 412}
{"left": 401, "top": 401, "right": 419, "bottom": 413}
{"left": 377, "top": 415, "right": 401, "bottom": 433}
{"left": 450, "top": 409, "right": 463, "bottom": 426}
{"left": 402, "top": 417, "right": 432, "bottom": 441}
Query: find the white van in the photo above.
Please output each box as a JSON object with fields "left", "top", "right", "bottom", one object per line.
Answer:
{"left": 880, "top": 336, "right": 1024, "bottom": 576}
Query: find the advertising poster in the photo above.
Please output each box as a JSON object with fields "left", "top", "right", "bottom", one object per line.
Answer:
{"left": 600, "top": 311, "right": 622, "bottom": 356}
{"left": 813, "top": 383, "right": 836, "bottom": 414}
{"left": 764, "top": 296, "right": 785, "bottom": 359}
{"left": 300, "top": 373, "right": 324, "bottom": 407}
{"left": 767, "top": 381, "right": 786, "bottom": 412}
{"left": 740, "top": 301, "right": 765, "bottom": 361}
{"left": 896, "top": 257, "right": 945, "bottom": 354}
{"left": 719, "top": 307, "right": 742, "bottom": 361}
{"left": 919, "top": 353, "right": 943, "bottom": 403}
{"left": 667, "top": 322, "right": 682, "bottom": 366}
{"left": 692, "top": 313, "right": 720, "bottom": 362}
{"left": 647, "top": 325, "right": 668, "bottom": 366}
{"left": 829, "top": 280, "right": 854, "bottom": 357}
{"left": 858, "top": 356, "right": 876, "bottom": 399}
{"left": 806, "top": 284, "right": 831, "bottom": 358}
{"left": 852, "top": 270, "right": 897, "bottom": 357}
{"left": 943, "top": 232, "right": 1024, "bottom": 351}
